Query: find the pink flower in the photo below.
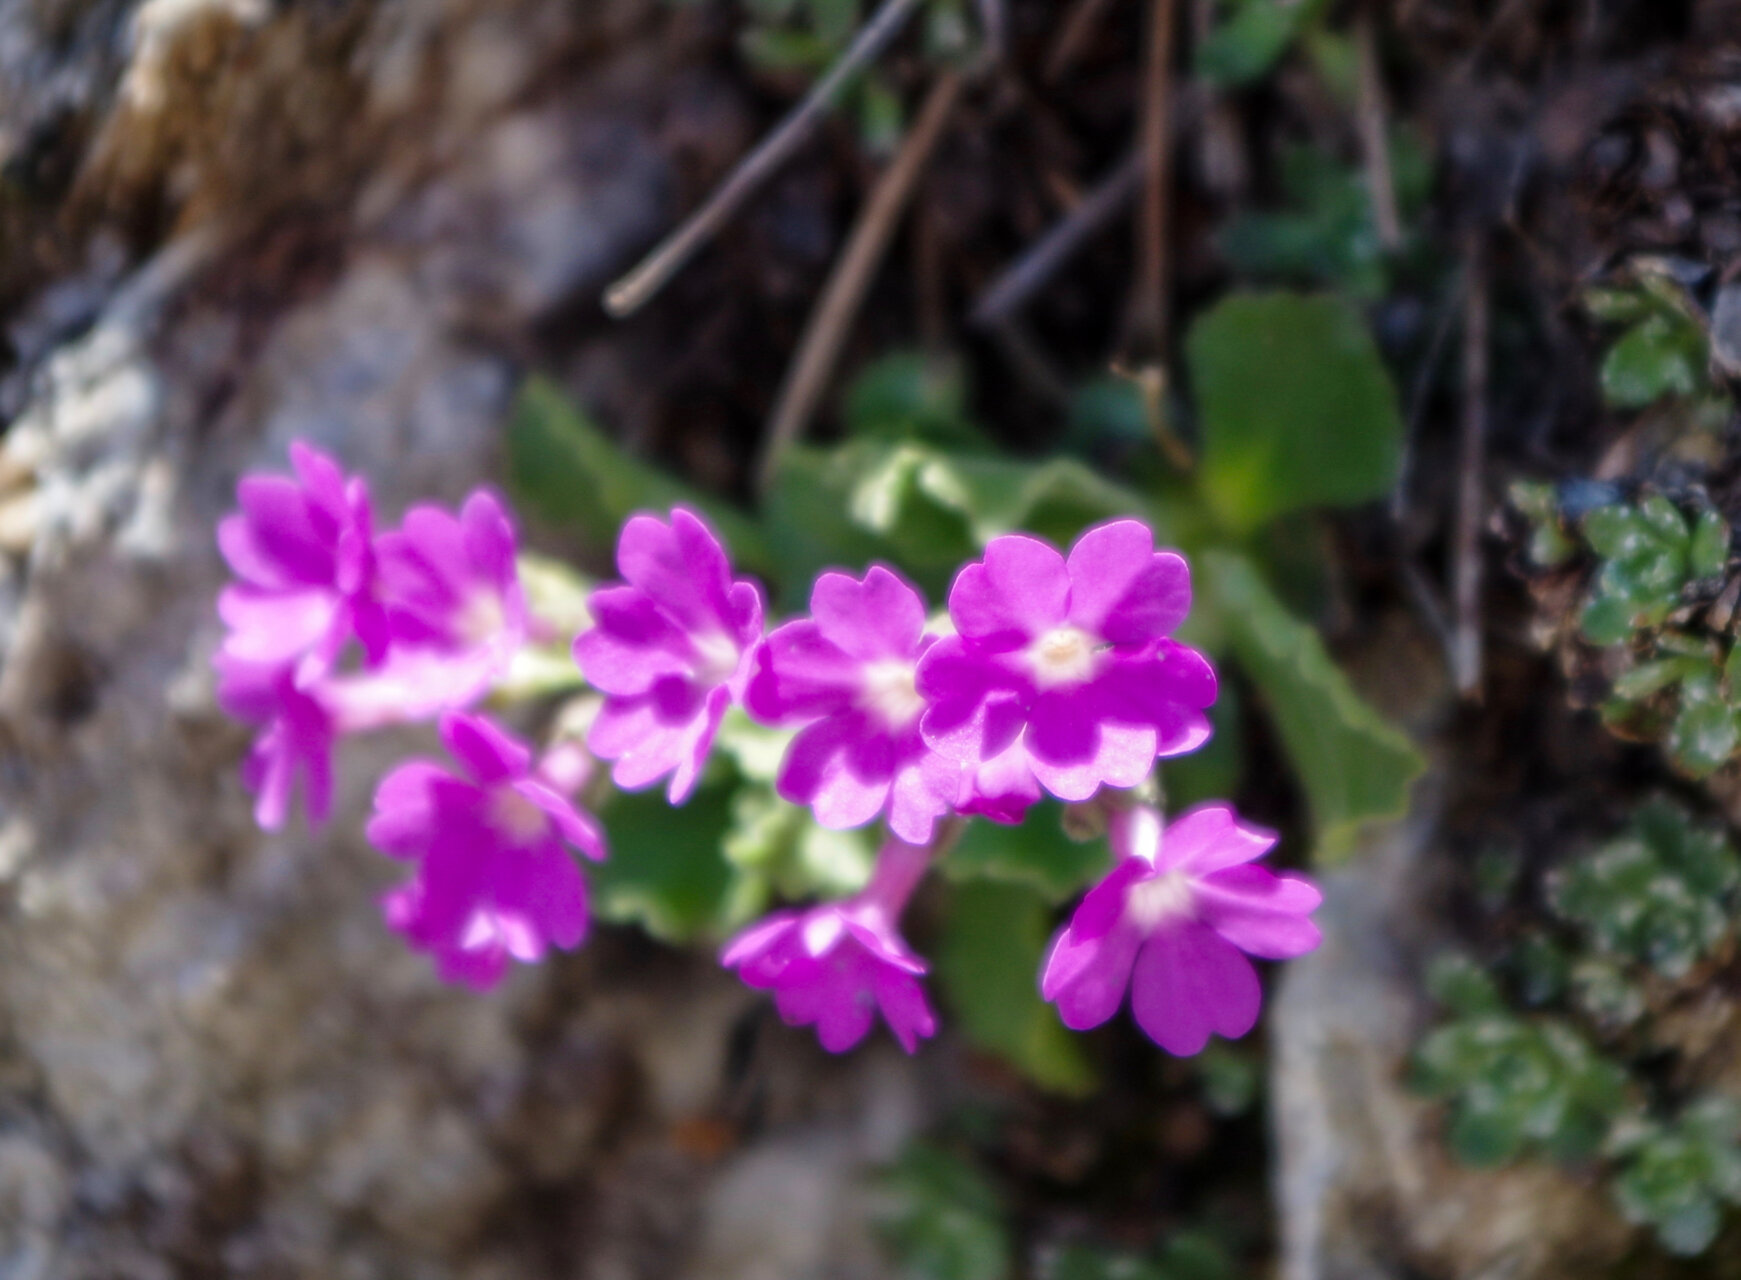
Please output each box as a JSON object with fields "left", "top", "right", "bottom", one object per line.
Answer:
{"left": 214, "top": 653, "right": 337, "bottom": 831}
{"left": 574, "top": 508, "right": 764, "bottom": 803}
{"left": 346, "top": 490, "right": 528, "bottom": 722}
{"left": 1040, "top": 803, "right": 1321, "bottom": 1055}
{"left": 723, "top": 837, "right": 937, "bottom": 1053}
{"left": 367, "top": 713, "right": 606, "bottom": 990}
{"left": 916, "top": 520, "right": 1216, "bottom": 802}
{"left": 744, "top": 565, "right": 960, "bottom": 844}
{"left": 216, "top": 442, "right": 388, "bottom": 680}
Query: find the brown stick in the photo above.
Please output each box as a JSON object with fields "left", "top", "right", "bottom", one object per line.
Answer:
{"left": 1123, "top": 0, "right": 1179, "bottom": 361}
{"left": 1354, "top": 7, "right": 1403, "bottom": 252}
{"left": 1045, "top": 0, "right": 1118, "bottom": 82}
{"left": 755, "top": 73, "right": 964, "bottom": 495}
{"left": 970, "top": 150, "right": 1143, "bottom": 327}
{"left": 602, "top": 0, "right": 924, "bottom": 319}
{"left": 1451, "top": 234, "right": 1489, "bottom": 699}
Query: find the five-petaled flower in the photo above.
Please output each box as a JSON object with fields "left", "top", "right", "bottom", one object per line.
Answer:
{"left": 722, "top": 837, "right": 937, "bottom": 1053}
{"left": 367, "top": 713, "right": 607, "bottom": 990}
{"left": 917, "top": 520, "right": 1217, "bottom": 802}
{"left": 575, "top": 508, "right": 764, "bottom": 803}
{"left": 745, "top": 565, "right": 960, "bottom": 844}
{"left": 1040, "top": 803, "right": 1322, "bottom": 1055}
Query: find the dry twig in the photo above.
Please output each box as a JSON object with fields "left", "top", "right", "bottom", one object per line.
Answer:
{"left": 602, "top": 0, "right": 924, "bottom": 319}
{"left": 970, "top": 151, "right": 1144, "bottom": 328}
{"left": 1045, "top": 0, "right": 1119, "bottom": 82}
{"left": 1355, "top": 7, "right": 1403, "bottom": 252}
{"left": 1123, "top": 0, "right": 1179, "bottom": 362}
{"left": 755, "top": 73, "right": 965, "bottom": 495}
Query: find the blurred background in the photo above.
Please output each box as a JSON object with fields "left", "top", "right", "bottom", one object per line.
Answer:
{"left": 4, "top": 0, "right": 1741, "bottom": 1276}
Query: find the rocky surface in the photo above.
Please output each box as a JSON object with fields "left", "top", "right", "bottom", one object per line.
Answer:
{"left": 0, "top": 2, "right": 921, "bottom": 1275}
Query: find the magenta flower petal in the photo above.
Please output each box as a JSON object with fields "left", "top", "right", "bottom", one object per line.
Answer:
{"left": 1026, "top": 695, "right": 1158, "bottom": 799}
{"left": 217, "top": 655, "right": 337, "bottom": 831}
{"left": 517, "top": 780, "right": 608, "bottom": 862}
{"left": 921, "top": 522, "right": 1215, "bottom": 802}
{"left": 778, "top": 715, "right": 893, "bottom": 831}
{"left": 744, "top": 623, "right": 860, "bottom": 722}
{"left": 722, "top": 838, "right": 936, "bottom": 1055}
{"left": 1130, "top": 922, "right": 1261, "bottom": 1055}
{"left": 811, "top": 565, "right": 927, "bottom": 659}
{"left": 1157, "top": 803, "right": 1277, "bottom": 874}
{"left": 578, "top": 587, "right": 708, "bottom": 698}
{"left": 365, "top": 760, "right": 450, "bottom": 857}
{"left": 948, "top": 534, "right": 1070, "bottom": 645}
{"left": 576, "top": 508, "right": 762, "bottom": 802}
{"left": 874, "top": 968, "right": 938, "bottom": 1053}
{"left": 617, "top": 508, "right": 736, "bottom": 634}
{"left": 954, "top": 738, "right": 1042, "bottom": 824}
{"left": 1063, "top": 521, "right": 1192, "bottom": 644}
{"left": 1042, "top": 918, "right": 1143, "bottom": 1030}
{"left": 441, "top": 712, "right": 533, "bottom": 786}
{"left": 746, "top": 564, "right": 954, "bottom": 839}
{"left": 1041, "top": 802, "right": 1319, "bottom": 1055}
{"left": 367, "top": 486, "right": 529, "bottom": 719}
{"left": 1195, "top": 867, "right": 1324, "bottom": 959}
{"left": 217, "top": 444, "right": 387, "bottom": 691}
{"left": 368, "top": 712, "right": 607, "bottom": 988}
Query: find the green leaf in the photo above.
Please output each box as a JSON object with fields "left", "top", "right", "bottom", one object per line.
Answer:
{"left": 938, "top": 881, "right": 1096, "bottom": 1095}
{"left": 1668, "top": 696, "right": 1740, "bottom": 778}
{"left": 506, "top": 376, "right": 773, "bottom": 572}
{"left": 1187, "top": 292, "right": 1404, "bottom": 535}
{"left": 1691, "top": 508, "right": 1730, "bottom": 579}
{"left": 942, "top": 801, "right": 1110, "bottom": 902}
{"left": 1195, "top": 0, "right": 1327, "bottom": 88}
{"left": 1600, "top": 313, "right": 1706, "bottom": 409}
{"left": 590, "top": 776, "right": 749, "bottom": 942}
{"left": 844, "top": 351, "right": 986, "bottom": 450}
{"left": 1580, "top": 594, "right": 1636, "bottom": 647}
{"left": 1202, "top": 550, "right": 1424, "bottom": 861}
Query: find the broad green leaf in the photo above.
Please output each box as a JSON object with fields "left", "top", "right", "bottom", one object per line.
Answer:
{"left": 1187, "top": 292, "right": 1403, "bottom": 536}
{"left": 1600, "top": 313, "right": 1705, "bottom": 409}
{"left": 942, "top": 801, "right": 1110, "bottom": 902}
{"left": 506, "top": 376, "right": 773, "bottom": 573}
{"left": 590, "top": 776, "right": 750, "bottom": 942}
{"left": 938, "top": 881, "right": 1095, "bottom": 1095}
{"left": 844, "top": 351, "right": 987, "bottom": 450}
{"left": 1196, "top": 0, "right": 1328, "bottom": 88}
{"left": 1203, "top": 550, "right": 1424, "bottom": 860}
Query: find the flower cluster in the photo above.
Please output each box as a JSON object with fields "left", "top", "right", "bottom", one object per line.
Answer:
{"left": 214, "top": 444, "right": 594, "bottom": 985}
{"left": 217, "top": 443, "right": 1322, "bottom": 1055}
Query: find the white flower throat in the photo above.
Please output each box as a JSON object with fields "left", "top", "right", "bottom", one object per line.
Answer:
{"left": 1029, "top": 625, "right": 1100, "bottom": 688}
{"left": 861, "top": 659, "right": 926, "bottom": 726}
{"left": 1124, "top": 870, "right": 1196, "bottom": 932}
